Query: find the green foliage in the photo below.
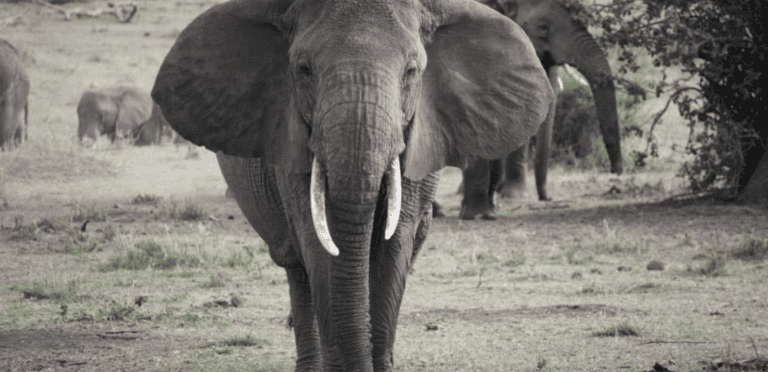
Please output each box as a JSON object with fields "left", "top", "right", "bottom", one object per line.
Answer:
{"left": 13, "top": 278, "right": 79, "bottom": 303}
{"left": 592, "top": 323, "right": 639, "bottom": 337}
{"left": 71, "top": 204, "right": 106, "bottom": 222}
{"left": 100, "top": 306, "right": 135, "bottom": 321}
{"left": 693, "top": 249, "right": 730, "bottom": 277}
{"left": 63, "top": 231, "right": 98, "bottom": 254}
{"left": 623, "top": 179, "right": 665, "bottom": 198}
{"left": 553, "top": 87, "right": 600, "bottom": 160}
{"left": 132, "top": 194, "right": 163, "bottom": 205}
{"left": 502, "top": 250, "right": 526, "bottom": 267}
{"left": 591, "top": 0, "right": 765, "bottom": 195}
{"left": 167, "top": 199, "right": 206, "bottom": 221}
{"left": 730, "top": 238, "right": 768, "bottom": 262}
{"left": 201, "top": 335, "right": 269, "bottom": 349}
{"left": 8, "top": 221, "right": 38, "bottom": 242}
{"left": 99, "top": 240, "right": 201, "bottom": 272}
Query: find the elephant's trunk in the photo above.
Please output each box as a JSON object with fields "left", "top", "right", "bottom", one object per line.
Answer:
{"left": 307, "top": 74, "right": 404, "bottom": 369}
{"left": 570, "top": 31, "right": 623, "bottom": 174}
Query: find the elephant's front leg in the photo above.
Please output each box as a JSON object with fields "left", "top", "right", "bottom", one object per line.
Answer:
{"left": 369, "top": 174, "right": 438, "bottom": 371}
{"left": 286, "top": 266, "right": 323, "bottom": 372}
{"left": 216, "top": 154, "right": 323, "bottom": 371}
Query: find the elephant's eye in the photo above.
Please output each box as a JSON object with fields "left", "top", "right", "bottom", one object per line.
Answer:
{"left": 297, "top": 63, "right": 313, "bottom": 78}
{"left": 404, "top": 60, "right": 419, "bottom": 79}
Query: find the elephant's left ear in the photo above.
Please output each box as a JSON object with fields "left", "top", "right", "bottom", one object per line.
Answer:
{"left": 151, "top": 0, "right": 308, "bottom": 172}
{"left": 403, "top": 0, "right": 553, "bottom": 180}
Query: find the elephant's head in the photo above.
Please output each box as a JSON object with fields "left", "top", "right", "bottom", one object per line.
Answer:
{"left": 486, "top": 0, "right": 623, "bottom": 174}
{"left": 77, "top": 87, "right": 153, "bottom": 144}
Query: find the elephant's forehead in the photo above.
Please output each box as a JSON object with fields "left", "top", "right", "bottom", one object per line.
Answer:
{"left": 290, "top": 0, "right": 421, "bottom": 65}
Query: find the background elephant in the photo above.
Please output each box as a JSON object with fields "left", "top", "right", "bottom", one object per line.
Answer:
{"left": 152, "top": 0, "right": 553, "bottom": 370}
{"left": 132, "top": 102, "right": 178, "bottom": 146}
{"left": 0, "top": 38, "right": 30, "bottom": 151}
{"left": 457, "top": 0, "right": 624, "bottom": 220}
{"left": 76, "top": 86, "right": 153, "bottom": 145}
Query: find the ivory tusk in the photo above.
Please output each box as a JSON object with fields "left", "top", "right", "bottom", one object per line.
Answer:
{"left": 384, "top": 158, "right": 401, "bottom": 240}
{"left": 563, "top": 64, "right": 588, "bottom": 86}
{"left": 310, "top": 158, "right": 339, "bottom": 256}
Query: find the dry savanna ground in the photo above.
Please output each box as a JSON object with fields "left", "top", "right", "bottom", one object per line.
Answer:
{"left": 1, "top": 1, "right": 767, "bottom": 371}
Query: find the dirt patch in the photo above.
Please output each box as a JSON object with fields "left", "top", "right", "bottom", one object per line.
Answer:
{"left": 0, "top": 326, "right": 200, "bottom": 371}
{"left": 400, "top": 304, "right": 641, "bottom": 325}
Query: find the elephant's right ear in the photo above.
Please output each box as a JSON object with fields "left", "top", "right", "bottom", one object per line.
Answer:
{"left": 404, "top": 0, "right": 553, "bottom": 180}
{"left": 152, "top": 0, "right": 309, "bottom": 171}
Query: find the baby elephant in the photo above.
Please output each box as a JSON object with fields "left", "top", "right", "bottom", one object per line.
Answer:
{"left": 77, "top": 86, "right": 172, "bottom": 146}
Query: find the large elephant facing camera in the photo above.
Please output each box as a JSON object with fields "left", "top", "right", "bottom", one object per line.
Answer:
{"left": 457, "top": 0, "right": 623, "bottom": 220}
{"left": 0, "top": 38, "right": 30, "bottom": 151}
{"left": 152, "top": 0, "right": 553, "bottom": 370}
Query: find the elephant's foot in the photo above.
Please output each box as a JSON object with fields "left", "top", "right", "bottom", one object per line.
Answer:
{"left": 497, "top": 182, "right": 528, "bottom": 199}
{"left": 432, "top": 201, "right": 446, "bottom": 218}
{"left": 459, "top": 203, "right": 497, "bottom": 221}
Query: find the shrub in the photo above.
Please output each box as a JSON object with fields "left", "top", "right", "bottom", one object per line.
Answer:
{"left": 552, "top": 87, "right": 600, "bottom": 160}
{"left": 730, "top": 238, "right": 768, "bottom": 262}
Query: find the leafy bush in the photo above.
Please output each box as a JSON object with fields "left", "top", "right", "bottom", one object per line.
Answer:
{"left": 592, "top": 0, "right": 765, "bottom": 197}
{"left": 552, "top": 87, "right": 600, "bottom": 160}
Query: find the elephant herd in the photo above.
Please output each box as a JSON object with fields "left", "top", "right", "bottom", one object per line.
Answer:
{"left": 0, "top": 39, "right": 178, "bottom": 151}
{"left": 5, "top": 0, "right": 637, "bottom": 370}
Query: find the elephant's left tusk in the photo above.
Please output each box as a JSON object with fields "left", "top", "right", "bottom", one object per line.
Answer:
{"left": 384, "top": 158, "right": 401, "bottom": 240}
{"left": 310, "top": 158, "right": 339, "bottom": 256}
{"left": 563, "top": 64, "right": 588, "bottom": 86}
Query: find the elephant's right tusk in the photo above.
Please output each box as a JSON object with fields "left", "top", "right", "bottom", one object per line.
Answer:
{"left": 384, "top": 158, "right": 401, "bottom": 240}
{"left": 310, "top": 158, "right": 340, "bottom": 256}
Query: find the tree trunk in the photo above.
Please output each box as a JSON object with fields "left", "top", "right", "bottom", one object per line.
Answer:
{"left": 737, "top": 148, "right": 768, "bottom": 206}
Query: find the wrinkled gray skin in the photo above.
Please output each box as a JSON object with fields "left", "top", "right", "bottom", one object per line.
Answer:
{"left": 152, "top": 0, "right": 552, "bottom": 370}
{"left": 76, "top": 86, "right": 153, "bottom": 145}
{"left": 457, "top": 0, "right": 623, "bottom": 220}
{"left": 0, "top": 38, "right": 30, "bottom": 151}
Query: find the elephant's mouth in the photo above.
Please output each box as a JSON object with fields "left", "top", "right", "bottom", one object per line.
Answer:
{"left": 310, "top": 157, "right": 402, "bottom": 256}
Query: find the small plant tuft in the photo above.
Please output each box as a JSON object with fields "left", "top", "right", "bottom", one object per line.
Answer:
{"left": 132, "top": 194, "right": 162, "bottom": 205}
{"left": 71, "top": 204, "right": 106, "bottom": 223}
{"left": 202, "top": 335, "right": 268, "bottom": 349}
{"left": 730, "top": 238, "right": 768, "bottom": 262}
{"left": 14, "top": 279, "right": 78, "bottom": 303}
{"left": 167, "top": 199, "right": 206, "bottom": 221}
{"left": 646, "top": 260, "right": 665, "bottom": 271}
{"left": 592, "top": 324, "right": 639, "bottom": 337}
{"left": 99, "top": 240, "right": 200, "bottom": 272}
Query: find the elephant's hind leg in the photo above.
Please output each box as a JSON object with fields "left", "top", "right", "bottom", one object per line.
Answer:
{"left": 460, "top": 158, "right": 498, "bottom": 220}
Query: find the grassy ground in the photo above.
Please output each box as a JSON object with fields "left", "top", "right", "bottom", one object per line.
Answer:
{"left": 1, "top": 1, "right": 767, "bottom": 371}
